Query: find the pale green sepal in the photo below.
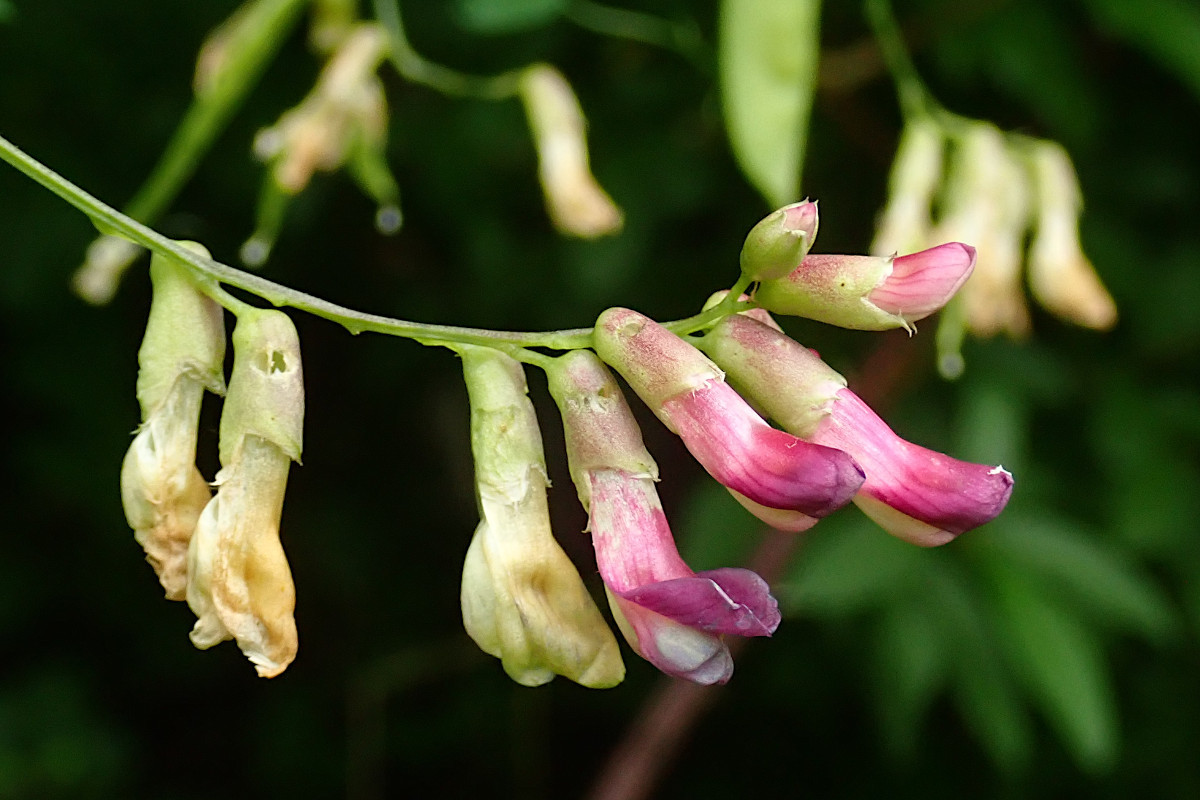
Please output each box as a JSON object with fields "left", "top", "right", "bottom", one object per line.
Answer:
{"left": 136, "top": 241, "right": 226, "bottom": 417}
{"left": 219, "top": 308, "right": 304, "bottom": 465}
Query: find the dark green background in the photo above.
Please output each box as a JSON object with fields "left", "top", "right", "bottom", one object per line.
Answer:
{"left": 2, "top": 0, "right": 1199, "bottom": 797}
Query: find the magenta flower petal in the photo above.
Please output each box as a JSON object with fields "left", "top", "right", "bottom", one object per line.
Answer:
{"left": 662, "top": 378, "right": 865, "bottom": 516}
{"left": 812, "top": 388, "right": 1014, "bottom": 543}
{"left": 618, "top": 567, "right": 780, "bottom": 637}
{"left": 868, "top": 242, "right": 976, "bottom": 321}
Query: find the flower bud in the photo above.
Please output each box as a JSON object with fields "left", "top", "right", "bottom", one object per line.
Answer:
{"left": 740, "top": 200, "right": 819, "bottom": 281}
{"left": 872, "top": 118, "right": 944, "bottom": 257}
{"left": 121, "top": 243, "right": 225, "bottom": 600}
{"left": 459, "top": 346, "right": 624, "bottom": 689}
{"left": 187, "top": 308, "right": 303, "bottom": 677}
{"left": 1027, "top": 141, "right": 1117, "bottom": 330}
{"left": 753, "top": 242, "right": 976, "bottom": 332}
{"left": 703, "top": 313, "right": 1013, "bottom": 545}
{"left": 519, "top": 63, "right": 623, "bottom": 238}
{"left": 547, "top": 350, "right": 779, "bottom": 685}
{"left": 593, "top": 308, "right": 863, "bottom": 518}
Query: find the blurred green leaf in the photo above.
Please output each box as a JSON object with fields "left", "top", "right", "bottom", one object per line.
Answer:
{"left": 0, "top": 1, "right": 15, "bottom": 23}
{"left": 780, "top": 511, "right": 929, "bottom": 618}
{"left": 921, "top": 558, "right": 1036, "bottom": 772}
{"left": 718, "top": 0, "right": 820, "bottom": 207}
{"left": 1082, "top": 0, "right": 1200, "bottom": 101}
{"left": 454, "top": 0, "right": 566, "bottom": 34}
{"left": 990, "top": 563, "right": 1120, "bottom": 774}
{"left": 951, "top": 647, "right": 1034, "bottom": 774}
{"left": 981, "top": 513, "right": 1177, "bottom": 641}
{"left": 954, "top": 372, "right": 1029, "bottom": 477}
{"left": 870, "top": 602, "right": 951, "bottom": 761}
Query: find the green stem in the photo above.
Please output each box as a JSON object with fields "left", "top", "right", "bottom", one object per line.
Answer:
{"left": 373, "top": 0, "right": 524, "bottom": 100}
{"left": 128, "top": 0, "right": 311, "bottom": 224}
{"left": 3, "top": 133, "right": 751, "bottom": 352}
{"left": 863, "top": 0, "right": 937, "bottom": 121}
{"left": 564, "top": 1, "right": 711, "bottom": 70}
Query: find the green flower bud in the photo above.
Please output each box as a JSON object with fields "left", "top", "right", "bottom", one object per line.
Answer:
{"left": 740, "top": 200, "right": 819, "bottom": 281}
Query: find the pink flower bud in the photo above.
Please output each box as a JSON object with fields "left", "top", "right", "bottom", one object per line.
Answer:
{"left": 547, "top": 351, "right": 780, "bottom": 685}
{"left": 754, "top": 242, "right": 976, "bottom": 331}
{"left": 740, "top": 200, "right": 820, "bottom": 281}
{"left": 593, "top": 308, "right": 863, "bottom": 519}
{"left": 701, "top": 313, "right": 1013, "bottom": 545}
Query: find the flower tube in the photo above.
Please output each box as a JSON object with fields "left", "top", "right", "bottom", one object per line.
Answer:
{"left": 699, "top": 312, "right": 1013, "bottom": 546}
{"left": 547, "top": 350, "right": 779, "bottom": 685}
{"left": 592, "top": 307, "right": 863, "bottom": 521}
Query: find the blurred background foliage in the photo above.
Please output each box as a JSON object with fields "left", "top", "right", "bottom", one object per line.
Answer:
{"left": 2, "top": 0, "right": 1200, "bottom": 798}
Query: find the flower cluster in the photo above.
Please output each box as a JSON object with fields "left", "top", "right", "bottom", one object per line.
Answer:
{"left": 118, "top": 205, "right": 1011, "bottom": 685}
{"left": 121, "top": 245, "right": 304, "bottom": 677}
{"left": 457, "top": 201, "right": 1013, "bottom": 687}
{"left": 873, "top": 118, "right": 1117, "bottom": 341}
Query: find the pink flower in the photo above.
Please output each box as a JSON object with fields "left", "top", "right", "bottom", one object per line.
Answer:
{"left": 810, "top": 388, "right": 1013, "bottom": 545}
{"left": 592, "top": 307, "right": 863, "bottom": 521}
{"left": 589, "top": 469, "right": 779, "bottom": 684}
{"left": 699, "top": 312, "right": 1013, "bottom": 545}
{"left": 547, "top": 350, "right": 780, "bottom": 684}
{"left": 754, "top": 242, "right": 976, "bottom": 331}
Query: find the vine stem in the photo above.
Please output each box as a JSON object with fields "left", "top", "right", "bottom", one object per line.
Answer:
{"left": 0, "top": 133, "right": 748, "bottom": 350}
{"left": 863, "top": 0, "right": 937, "bottom": 121}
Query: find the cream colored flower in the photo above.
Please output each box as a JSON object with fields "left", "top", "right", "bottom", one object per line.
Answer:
{"left": 187, "top": 308, "right": 303, "bottom": 678}
{"left": 872, "top": 118, "right": 944, "bottom": 258}
{"left": 936, "top": 123, "right": 1032, "bottom": 338}
{"left": 459, "top": 346, "right": 624, "bottom": 689}
{"left": 519, "top": 64, "right": 623, "bottom": 239}
{"left": 120, "top": 243, "right": 225, "bottom": 600}
{"left": 1027, "top": 141, "right": 1117, "bottom": 330}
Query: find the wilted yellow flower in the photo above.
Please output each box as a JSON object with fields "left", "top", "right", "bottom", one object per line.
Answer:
{"left": 253, "top": 23, "right": 390, "bottom": 195}
{"left": 936, "top": 123, "right": 1032, "bottom": 338}
{"left": 121, "top": 243, "right": 225, "bottom": 600}
{"left": 187, "top": 308, "right": 303, "bottom": 678}
{"left": 872, "top": 117, "right": 944, "bottom": 258}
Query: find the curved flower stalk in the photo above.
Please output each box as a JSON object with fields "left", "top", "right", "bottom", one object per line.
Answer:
{"left": 121, "top": 243, "right": 226, "bottom": 600}
{"left": 547, "top": 350, "right": 780, "bottom": 685}
{"left": 459, "top": 346, "right": 624, "bottom": 688}
{"left": 187, "top": 308, "right": 303, "bottom": 678}
{"left": 753, "top": 242, "right": 977, "bottom": 332}
{"left": 592, "top": 307, "right": 864, "bottom": 524}
{"left": 699, "top": 312, "right": 1013, "bottom": 546}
